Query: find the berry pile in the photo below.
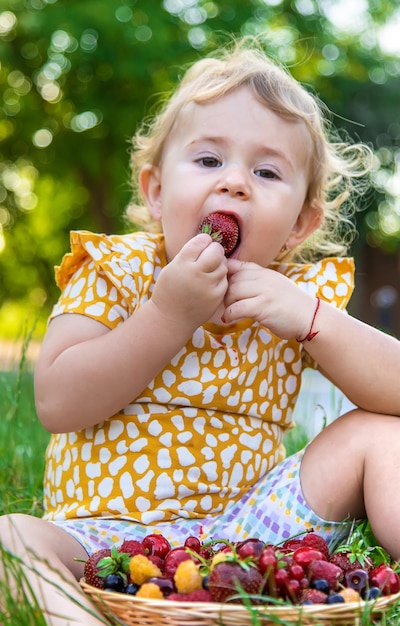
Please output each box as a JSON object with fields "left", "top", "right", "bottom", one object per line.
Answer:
{"left": 83, "top": 531, "right": 400, "bottom": 606}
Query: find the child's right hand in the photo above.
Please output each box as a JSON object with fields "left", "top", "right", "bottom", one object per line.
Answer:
{"left": 151, "top": 233, "right": 228, "bottom": 331}
{"left": 35, "top": 234, "right": 228, "bottom": 432}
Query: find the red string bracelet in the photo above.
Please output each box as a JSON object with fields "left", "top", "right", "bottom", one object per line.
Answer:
{"left": 296, "top": 297, "right": 321, "bottom": 342}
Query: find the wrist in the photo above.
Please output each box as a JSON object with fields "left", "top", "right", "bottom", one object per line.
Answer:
{"left": 296, "top": 297, "right": 321, "bottom": 343}
{"left": 146, "top": 297, "right": 198, "bottom": 338}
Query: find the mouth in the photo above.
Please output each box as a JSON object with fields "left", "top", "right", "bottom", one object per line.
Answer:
{"left": 198, "top": 212, "right": 240, "bottom": 257}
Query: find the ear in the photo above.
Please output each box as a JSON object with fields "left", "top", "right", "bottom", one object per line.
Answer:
{"left": 139, "top": 164, "right": 162, "bottom": 221}
{"left": 286, "top": 200, "right": 323, "bottom": 249}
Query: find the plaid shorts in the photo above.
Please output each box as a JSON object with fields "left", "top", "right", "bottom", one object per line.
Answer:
{"left": 50, "top": 448, "right": 348, "bottom": 555}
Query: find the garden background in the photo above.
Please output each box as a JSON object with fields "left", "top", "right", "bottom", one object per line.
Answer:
{"left": 1, "top": 0, "right": 400, "bottom": 344}
{"left": 1, "top": 2, "right": 400, "bottom": 622}
{"left": 0, "top": 0, "right": 400, "bottom": 468}
{"left": 1, "top": 0, "right": 400, "bottom": 496}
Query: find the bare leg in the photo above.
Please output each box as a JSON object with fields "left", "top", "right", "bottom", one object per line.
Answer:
{"left": 301, "top": 408, "right": 400, "bottom": 559}
{"left": 0, "top": 513, "right": 109, "bottom": 625}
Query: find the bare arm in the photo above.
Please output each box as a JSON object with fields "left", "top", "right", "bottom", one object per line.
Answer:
{"left": 301, "top": 299, "right": 400, "bottom": 415}
{"left": 224, "top": 259, "right": 400, "bottom": 416}
{"left": 35, "top": 234, "right": 228, "bottom": 433}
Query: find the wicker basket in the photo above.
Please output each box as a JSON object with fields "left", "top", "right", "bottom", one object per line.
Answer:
{"left": 80, "top": 579, "right": 400, "bottom": 626}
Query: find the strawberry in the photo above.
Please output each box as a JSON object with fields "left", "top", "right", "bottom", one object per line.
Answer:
{"left": 308, "top": 560, "right": 343, "bottom": 591}
{"left": 208, "top": 561, "right": 264, "bottom": 603}
{"left": 329, "top": 551, "right": 372, "bottom": 574}
{"left": 94, "top": 545, "right": 132, "bottom": 586}
{"left": 83, "top": 548, "right": 111, "bottom": 589}
{"left": 199, "top": 212, "right": 239, "bottom": 257}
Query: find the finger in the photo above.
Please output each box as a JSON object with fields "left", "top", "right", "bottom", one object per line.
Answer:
{"left": 222, "top": 300, "right": 248, "bottom": 324}
{"left": 227, "top": 258, "right": 246, "bottom": 277}
{"left": 198, "top": 241, "right": 227, "bottom": 272}
{"left": 179, "top": 233, "right": 214, "bottom": 262}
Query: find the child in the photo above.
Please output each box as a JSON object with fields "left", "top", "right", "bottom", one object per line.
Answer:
{"left": 2, "top": 36, "right": 400, "bottom": 625}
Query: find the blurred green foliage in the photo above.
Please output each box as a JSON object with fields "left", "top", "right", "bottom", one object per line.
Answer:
{"left": 0, "top": 0, "right": 399, "bottom": 337}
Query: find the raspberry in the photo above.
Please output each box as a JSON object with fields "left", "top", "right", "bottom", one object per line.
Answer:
{"left": 302, "top": 533, "right": 330, "bottom": 559}
{"left": 174, "top": 559, "right": 203, "bottom": 594}
{"left": 136, "top": 582, "right": 164, "bottom": 599}
{"left": 168, "top": 589, "right": 213, "bottom": 602}
{"left": 129, "top": 554, "right": 162, "bottom": 585}
{"left": 301, "top": 588, "right": 328, "bottom": 604}
{"left": 119, "top": 539, "right": 146, "bottom": 557}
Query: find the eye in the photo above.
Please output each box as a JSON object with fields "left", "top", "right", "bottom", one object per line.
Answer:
{"left": 255, "top": 168, "right": 278, "bottom": 179}
{"left": 197, "top": 156, "right": 221, "bottom": 168}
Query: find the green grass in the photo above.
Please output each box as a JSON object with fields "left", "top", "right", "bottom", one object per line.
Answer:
{"left": 1, "top": 344, "right": 400, "bottom": 625}
{"left": 0, "top": 367, "right": 49, "bottom": 518}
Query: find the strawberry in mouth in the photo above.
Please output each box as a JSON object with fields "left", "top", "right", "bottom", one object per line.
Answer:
{"left": 198, "top": 212, "right": 240, "bottom": 257}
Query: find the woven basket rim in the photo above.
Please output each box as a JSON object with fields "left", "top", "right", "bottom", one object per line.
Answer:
{"left": 80, "top": 578, "right": 400, "bottom": 620}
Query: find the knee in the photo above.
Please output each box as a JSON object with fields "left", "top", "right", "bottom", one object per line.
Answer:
{"left": 0, "top": 513, "right": 34, "bottom": 550}
{"left": 327, "top": 409, "right": 400, "bottom": 449}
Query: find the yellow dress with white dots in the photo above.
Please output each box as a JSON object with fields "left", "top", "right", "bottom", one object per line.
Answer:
{"left": 43, "top": 230, "right": 354, "bottom": 524}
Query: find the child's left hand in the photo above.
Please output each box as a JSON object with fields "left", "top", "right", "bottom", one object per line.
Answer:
{"left": 223, "top": 259, "right": 316, "bottom": 341}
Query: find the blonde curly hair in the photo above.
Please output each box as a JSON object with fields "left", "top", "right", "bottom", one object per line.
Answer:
{"left": 126, "top": 37, "right": 373, "bottom": 263}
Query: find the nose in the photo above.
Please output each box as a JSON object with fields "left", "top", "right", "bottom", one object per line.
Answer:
{"left": 217, "top": 164, "right": 250, "bottom": 199}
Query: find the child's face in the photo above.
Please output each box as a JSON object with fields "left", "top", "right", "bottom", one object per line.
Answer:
{"left": 141, "top": 86, "right": 321, "bottom": 266}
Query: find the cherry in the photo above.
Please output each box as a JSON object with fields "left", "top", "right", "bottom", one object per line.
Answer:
{"left": 369, "top": 564, "right": 400, "bottom": 595}
{"left": 237, "top": 538, "right": 265, "bottom": 559}
{"left": 184, "top": 536, "right": 202, "bottom": 553}
{"left": 258, "top": 547, "right": 278, "bottom": 574}
{"left": 147, "top": 576, "right": 176, "bottom": 597}
{"left": 148, "top": 554, "right": 164, "bottom": 570}
{"left": 285, "top": 578, "right": 301, "bottom": 601}
{"left": 293, "top": 546, "right": 325, "bottom": 569}
{"left": 274, "top": 568, "right": 290, "bottom": 594}
{"left": 163, "top": 548, "right": 192, "bottom": 578}
{"left": 288, "top": 564, "right": 305, "bottom": 581}
{"left": 142, "top": 534, "right": 171, "bottom": 560}
{"left": 199, "top": 546, "right": 213, "bottom": 560}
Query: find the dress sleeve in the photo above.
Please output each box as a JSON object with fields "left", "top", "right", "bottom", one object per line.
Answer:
{"left": 50, "top": 231, "right": 132, "bottom": 329}
{"left": 277, "top": 256, "right": 355, "bottom": 311}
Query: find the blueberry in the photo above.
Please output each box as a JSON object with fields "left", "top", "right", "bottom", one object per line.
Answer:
{"left": 363, "top": 586, "right": 382, "bottom": 600}
{"left": 311, "top": 579, "right": 330, "bottom": 594}
{"left": 103, "top": 573, "right": 125, "bottom": 593}
{"left": 326, "top": 593, "right": 345, "bottom": 604}
{"left": 125, "top": 582, "right": 140, "bottom": 595}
